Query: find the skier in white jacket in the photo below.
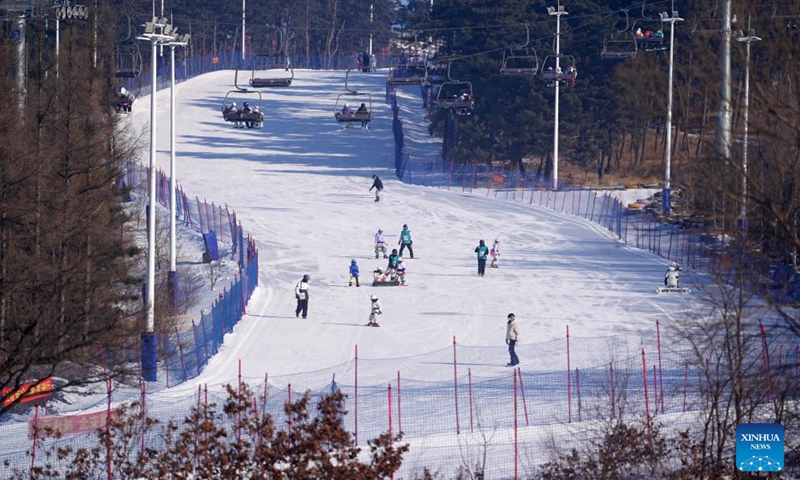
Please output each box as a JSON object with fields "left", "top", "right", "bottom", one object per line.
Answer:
{"left": 664, "top": 263, "right": 681, "bottom": 288}
{"left": 368, "top": 295, "right": 382, "bottom": 327}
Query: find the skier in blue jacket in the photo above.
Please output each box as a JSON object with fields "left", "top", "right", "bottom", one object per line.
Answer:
{"left": 474, "top": 240, "right": 489, "bottom": 276}
{"left": 349, "top": 259, "right": 361, "bottom": 287}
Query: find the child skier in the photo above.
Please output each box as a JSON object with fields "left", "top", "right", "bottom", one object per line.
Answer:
{"left": 665, "top": 262, "right": 681, "bottom": 288}
{"left": 373, "top": 268, "right": 387, "bottom": 283}
{"left": 396, "top": 259, "right": 407, "bottom": 285}
{"left": 349, "top": 259, "right": 361, "bottom": 287}
{"left": 387, "top": 249, "right": 400, "bottom": 274}
{"left": 374, "top": 229, "right": 388, "bottom": 259}
{"left": 490, "top": 239, "right": 501, "bottom": 268}
{"left": 368, "top": 295, "right": 382, "bottom": 327}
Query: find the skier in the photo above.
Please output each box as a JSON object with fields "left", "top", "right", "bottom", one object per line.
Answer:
{"left": 294, "top": 274, "right": 310, "bottom": 318}
{"left": 387, "top": 249, "right": 400, "bottom": 274}
{"left": 665, "top": 262, "right": 681, "bottom": 288}
{"left": 369, "top": 175, "right": 384, "bottom": 202}
{"left": 396, "top": 259, "right": 407, "bottom": 286}
{"left": 373, "top": 267, "right": 387, "bottom": 283}
{"left": 398, "top": 224, "right": 414, "bottom": 258}
{"left": 374, "top": 228, "right": 388, "bottom": 259}
{"left": 349, "top": 259, "right": 361, "bottom": 287}
{"left": 474, "top": 240, "right": 489, "bottom": 276}
{"left": 242, "top": 102, "right": 253, "bottom": 129}
{"left": 490, "top": 239, "right": 501, "bottom": 268}
{"left": 505, "top": 313, "right": 521, "bottom": 366}
{"left": 368, "top": 295, "right": 382, "bottom": 326}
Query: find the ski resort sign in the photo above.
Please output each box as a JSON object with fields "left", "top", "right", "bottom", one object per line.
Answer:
{"left": 2, "top": 377, "right": 53, "bottom": 406}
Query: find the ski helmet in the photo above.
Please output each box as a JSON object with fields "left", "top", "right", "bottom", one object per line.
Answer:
{"left": 351, "top": 258, "right": 357, "bottom": 264}
{"left": 302, "top": 274, "right": 310, "bottom": 282}
{"left": 232, "top": 102, "right": 237, "bottom": 107}
{"left": 344, "top": 103, "right": 349, "bottom": 108}
{"left": 403, "top": 224, "right": 408, "bottom": 229}
{"left": 508, "top": 313, "right": 515, "bottom": 319}
{"left": 670, "top": 262, "right": 678, "bottom": 268}
{"left": 371, "top": 295, "right": 378, "bottom": 301}
{"left": 378, "top": 228, "right": 383, "bottom": 233}
{"left": 243, "top": 102, "right": 249, "bottom": 107}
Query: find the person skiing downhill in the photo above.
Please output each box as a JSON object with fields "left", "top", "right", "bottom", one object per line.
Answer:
{"left": 349, "top": 259, "right": 361, "bottom": 287}
{"left": 475, "top": 240, "right": 489, "bottom": 276}
{"left": 368, "top": 295, "right": 382, "bottom": 327}
{"left": 665, "top": 262, "right": 681, "bottom": 288}
{"left": 369, "top": 175, "right": 384, "bottom": 202}
{"left": 294, "top": 274, "right": 310, "bottom": 318}
{"left": 490, "top": 239, "right": 501, "bottom": 268}
{"left": 398, "top": 224, "right": 414, "bottom": 258}
{"left": 374, "top": 229, "right": 388, "bottom": 259}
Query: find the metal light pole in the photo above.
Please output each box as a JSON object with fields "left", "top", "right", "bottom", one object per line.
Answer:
{"left": 137, "top": 17, "right": 175, "bottom": 382}
{"left": 369, "top": 3, "right": 374, "bottom": 59}
{"left": 167, "top": 33, "right": 189, "bottom": 306}
{"left": 716, "top": 0, "right": 733, "bottom": 161}
{"left": 242, "top": 0, "right": 246, "bottom": 61}
{"left": 737, "top": 22, "right": 760, "bottom": 231}
{"left": 548, "top": 3, "right": 568, "bottom": 190}
{"left": 660, "top": 9, "right": 682, "bottom": 217}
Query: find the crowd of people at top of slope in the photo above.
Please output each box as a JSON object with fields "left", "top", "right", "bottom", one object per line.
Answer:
{"left": 290, "top": 174, "right": 684, "bottom": 361}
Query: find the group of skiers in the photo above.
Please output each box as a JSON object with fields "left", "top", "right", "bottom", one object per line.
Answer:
{"left": 474, "top": 239, "right": 501, "bottom": 276}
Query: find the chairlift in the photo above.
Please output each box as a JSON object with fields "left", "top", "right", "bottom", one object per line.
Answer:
{"left": 387, "top": 55, "right": 428, "bottom": 86}
{"left": 632, "top": 19, "right": 667, "bottom": 51}
{"left": 221, "top": 90, "right": 264, "bottom": 127}
{"left": 600, "top": 32, "right": 638, "bottom": 60}
{"left": 772, "top": 0, "right": 800, "bottom": 19}
{"left": 499, "top": 26, "right": 538, "bottom": 75}
{"left": 540, "top": 55, "right": 577, "bottom": 84}
{"left": 435, "top": 62, "right": 474, "bottom": 114}
{"left": 250, "top": 54, "right": 293, "bottom": 88}
{"left": 499, "top": 48, "right": 539, "bottom": 75}
{"left": 334, "top": 69, "right": 373, "bottom": 126}
{"left": 115, "top": 42, "right": 143, "bottom": 78}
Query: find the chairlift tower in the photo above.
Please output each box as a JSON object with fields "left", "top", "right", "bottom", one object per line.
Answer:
{"left": 716, "top": 0, "right": 734, "bottom": 161}
{"left": 167, "top": 33, "right": 190, "bottom": 310}
{"left": 136, "top": 16, "right": 176, "bottom": 382}
{"left": 736, "top": 21, "right": 760, "bottom": 231}
{"left": 52, "top": 1, "right": 90, "bottom": 79}
{"left": 659, "top": 8, "right": 682, "bottom": 218}
{"left": 547, "top": 2, "right": 567, "bottom": 190}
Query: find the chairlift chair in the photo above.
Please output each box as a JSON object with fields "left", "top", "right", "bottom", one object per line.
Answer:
{"left": 540, "top": 55, "right": 577, "bottom": 82}
{"left": 600, "top": 33, "right": 638, "bottom": 60}
{"left": 222, "top": 90, "right": 264, "bottom": 126}
{"left": 115, "top": 42, "right": 143, "bottom": 78}
{"left": 334, "top": 69, "right": 373, "bottom": 125}
{"left": 250, "top": 54, "right": 294, "bottom": 88}
{"left": 387, "top": 62, "right": 428, "bottom": 86}
{"left": 632, "top": 19, "right": 666, "bottom": 51}
{"left": 499, "top": 48, "right": 539, "bottom": 75}
{"left": 436, "top": 81, "right": 474, "bottom": 114}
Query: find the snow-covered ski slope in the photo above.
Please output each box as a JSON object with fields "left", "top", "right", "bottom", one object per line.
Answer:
{"left": 127, "top": 68, "right": 706, "bottom": 391}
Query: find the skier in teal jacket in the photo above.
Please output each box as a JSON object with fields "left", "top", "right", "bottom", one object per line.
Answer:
{"left": 474, "top": 240, "right": 489, "bottom": 276}
{"left": 398, "top": 224, "right": 414, "bottom": 258}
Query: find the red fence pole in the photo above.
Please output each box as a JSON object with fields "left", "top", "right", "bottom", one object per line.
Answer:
{"left": 517, "top": 368, "right": 529, "bottom": 426}
{"left": 575, "top": 368, "right": 581, "bottom": 422}
{"left": 641, "top": 349, "right": 652, "bottom": 439}
{"left": 396, "top": 371, "right": 402, "bottom": 434}
{"left": 468, "top": 368, "right": 474, "bottom": 434}
{"left": 656, "top": 320, "right": 665, "bottom": 414}
{"left": 354, "top": 345, "right": 359, "bottom": 444}
{"left": 514, "top": 370, "right": 519, "bottom": 480}
{"left": 609, "top": 361, "right": 615, "bottom": 419}
{"left": 453, "top": 336, "right": 460, "bottom": 434}
{"left": 567, "top": 325, "right": 571, "bottom": 423}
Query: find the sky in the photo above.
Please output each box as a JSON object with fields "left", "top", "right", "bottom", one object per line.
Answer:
{"left": 2, "top": 68, "right": 712, "bottom": 478}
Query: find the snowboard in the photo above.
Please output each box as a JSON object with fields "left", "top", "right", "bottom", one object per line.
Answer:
{"left": 372, "top": 280, "right": 401, "bottom": 287}
{"left": 656, "top": 287, "right": 691, "bottom": 294}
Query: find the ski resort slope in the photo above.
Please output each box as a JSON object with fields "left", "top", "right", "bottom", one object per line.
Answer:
{"left": 128, "top": 69, "right": 705, "bottom": 390}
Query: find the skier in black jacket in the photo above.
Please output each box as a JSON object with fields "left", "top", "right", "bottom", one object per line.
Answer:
{"left": 369, "top": 175, "right": 384, "bottom": 202}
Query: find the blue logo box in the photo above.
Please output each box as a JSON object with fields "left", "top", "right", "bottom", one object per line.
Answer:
{"left": 736, "top": 423, "right": 784, "bottom": 472}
